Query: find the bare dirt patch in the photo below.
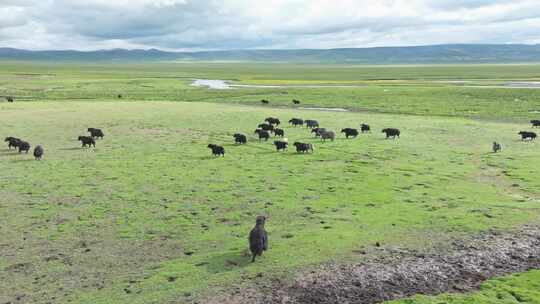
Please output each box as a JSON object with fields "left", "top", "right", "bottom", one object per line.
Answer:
{"left": 211, "top": 225, "right": 540, "bottom": 304}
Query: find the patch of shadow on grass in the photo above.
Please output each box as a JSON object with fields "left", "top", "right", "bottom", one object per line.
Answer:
{"left": 202, "top": 250, "right": 253, "bottom": 274}
{"left": 209, "top": 225, "right": 540, "bottom": 304}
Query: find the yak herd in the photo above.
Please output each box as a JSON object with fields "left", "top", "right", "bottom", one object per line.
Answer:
{"left": 2, "top": 103, "right": 539, "bottom": 263}
{"left": 4, "top": 128, "right": 105, "bottom": 160}
{"left": 207, "top": 117, "right": 377, "bottom": 157}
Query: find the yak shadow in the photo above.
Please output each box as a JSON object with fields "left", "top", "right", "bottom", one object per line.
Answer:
{"left": 58, "top": 147, "right": 91, "bottom": 151}
{"left": 200, "top": 250, "right": 254, "bottom": 274}
{"left": 9, "top": 158, "right": 37, "bottom": 163}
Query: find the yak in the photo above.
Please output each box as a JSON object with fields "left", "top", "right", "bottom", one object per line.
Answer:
{"left": 305, "top": 120, "right": 319, "bottom": 129}
{"left": 34, "top": 145, "right": 44, "bottom": 160}
{"left": 274, "top": 128, "right": 285, "bottom": 137}
{"left": 519, "top": 131, "right": 537, "bottom": 141}
{"left": 274, "top": 140, "right": 288, "bottom": 151}
{"left": 249, "top": 216, "right": 268, "bottom": 262}
{"left": 254, "top": 129, "right": 270, "bottom": 141}
{"left": 208, "top": 144, "right": 225, "bottom": 156}
{"left": 341, "top": 128, "right": 359, "bottom": 138}
{"left": 265, "top": 117, "right": 281, "bottom": 126}
{"left": 382, "top": 128, "right": 400, "bottom": 139}
{"left": 492, "top": 142, "right": 502, "bottom": 153}
{"left": 311, "top": 128, "right": 326, "bottom": 137}
{"left": 78, "top": 136, "right": 96, "bottom": 148}
{"left": 5, "top": 137, "right": 20, "bottom": 150}
{"left": 320, "top": 130, "right": 335, "bottom": 141}
{"left": 233, "top": 133, "right": 247, "bottom": 145}
{"left": 88, "top": 128, "right": 104, "bottom": 139}
{"left": 288, "top": 118, "right": 304, "bottom": 127}
{"left": 18, "top": 141, "right": 30, "bottom": 153}
{"left": 293, "top": 142, "right": 314, "bottom": 153}
{"left": 361, "top": 124, "right": 371, "bottom": 133}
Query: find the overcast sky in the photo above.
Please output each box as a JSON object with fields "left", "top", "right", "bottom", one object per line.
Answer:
{"left": 0, "top": 0, "right": 539, "bottom": 51}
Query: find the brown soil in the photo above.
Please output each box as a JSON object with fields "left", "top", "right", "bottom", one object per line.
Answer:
{"left": 209, "top": 225, "right": 540, "bottom": 304}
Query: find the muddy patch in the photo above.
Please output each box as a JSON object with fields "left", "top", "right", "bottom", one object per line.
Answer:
{"left": 211, "top": 225, "right": 540, "bottom": 304}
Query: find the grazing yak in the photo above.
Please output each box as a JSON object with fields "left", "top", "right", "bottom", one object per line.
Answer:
{"left": 305, "top": 120, "right": 319, "bottom": 129}
{"left": 208, "top": 144, "right": 225, "bottom": 157}
{"left": 531, "top": 120, "right": 540, "bottom": 128}
{"left": 274, "top": 140, "right": 288, "bottom": 151}
{"left": 273, "top": 128, "right": 285, "bottom": 137}
{"left": 519, "top": 131, "right": 537, "bottom": 141}
{"left": 117, "top": 94, "right": 123, "bottom": 99}
{"left": 78, "top": 136, "right": 96, "bottom": 148}
{"left": 249, "top": 216, "right": 268, "bottom": 263}
{"left": 233, "top": 133, "right": 247, "bottom": 145}
{"left": 492, "top": 142, "right": 502, "bottom": 153}
{"left": 18, "top": 141, "right": 30, "bottom": 153}
{"left": 288, "top": 118, "right": 304, "bottom": 127}
{"left": 254, "top": 129, "right": 270, "bottom": 141}
{"left": 88, "top": 128, "right": 104, "bottom": 139}
{"left": 341, "top": 128, "right": 359, "bottom": 138}
{"left": 320, "top": 130, "right": 335, "bottom": 141}
{"left": 311, "top": 128, "right": 326, "bottom": 137}
{"left": 6, "top": 96, "right": 14, "bottom": 103}
{"left": 293, "top": 142, "right": 314, "bottom": 153}
{"left": 265, "top": 117, "right": 281, "bottom": 126}
{"left": 258, "top": 123, "right": 275, "bottom": 132}
{"left": 293, "top": 99, "right": 300, "bottom": 105}
{"left": 5, "top": 137, "right": 21, "bottom": 149}
{"left": 361, "top": 123, "right": 371, "bottom": 133}
{"left": 382, "top": 128, "right": 401, "bottom": 139}
{"left": 261, "top": 99, "right": 269, "bottom": 105}
{"left": 34, "top": 145, "right": 44, "bottom": 160}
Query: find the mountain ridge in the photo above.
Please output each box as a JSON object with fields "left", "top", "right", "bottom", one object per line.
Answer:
{"left": 1, "top": 44, "right": 539, "bottom": 64}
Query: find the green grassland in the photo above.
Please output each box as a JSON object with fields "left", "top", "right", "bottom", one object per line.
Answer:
{"left": 391, "top": 270, "right": 540, "bottom": 304}
{"left": 0, "top": 62, "right": 540, "bottom": 304}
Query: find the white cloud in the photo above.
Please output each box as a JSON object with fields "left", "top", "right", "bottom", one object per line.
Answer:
{"left": 0, "top": 0, "right": 538, "bottom": 50}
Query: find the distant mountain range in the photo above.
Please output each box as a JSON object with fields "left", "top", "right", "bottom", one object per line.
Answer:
{"left": 1, "top": 44, "right": 540, "bottom": 64}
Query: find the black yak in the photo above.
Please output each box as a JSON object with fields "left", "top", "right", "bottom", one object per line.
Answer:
{"left": 320, "top": 130, "right": 335, "bottom": 141}
{"left": 341, "top": 128, "right": 359, "bottom": 138}
{"left": 305, "top": 120, "right": 319, "bottom": 129}
{"left": 292, "top": 99, "right": 300, "bottom": 105}
{"left": 274, "top": 128, "right": 285, "bottom": 137}
{"left": 18, "top": 141, "right": 30, "bottom": 153}
{"left": 519, "top": 131, "right": 537, "bottom": 141}
{"left": 208, "top": 144, "right": 225, "bottom": 156}
{"left": 311, "top": 128, "right": 326, "bottom": 137}
{"left": 265, "top": 117, "right": 281, "bottom": 126}
{"left": 78, "top": 136, "right": 96, "bottom": 148}
{"left": 293, "top": 142, "right": 314, "bottom": 153}
{"left": 34, "top": 145, "right": 44, "bottom": 160}
{"left": 274, "top": 140, "right": 288, "bottom": 151}
{"left": 288, "top": 118, "right": 304, "bottom": 127}
{"left": 258, "top": 123, "right": 275, "bottom": 132}
{"left": 5, "top": 137, "right": 20, "bottom": 149}
{"left": 6, "top": 96, "right": 13, "bottom": 103}
{"left": 361, "top": 123, "right": 371, "bottom": 133}
{"left": 233, "top": 133, "right": 247, "bottom": 145}
{"left": 249, "top": 216, "right": 268, "bottom": 263}
{"left": 255, "top": 129, "right": 270, "bottom": 141}
{"left": 382, "top": 128, "right": 400, "bottom": 139}
{"left": 117, "top": 94, "right": 123, "bottom": 99}
{"left": 261, "top": 99, "right": 269, "bottom": 105}
{"left": 88, "top": 128, "right": 104, "bottom": 139}
{"left": 531, "top": 120, "right": 540, "bottom": 128}
{"left": 492, "top": 142, "right": 502, "bottom": 153}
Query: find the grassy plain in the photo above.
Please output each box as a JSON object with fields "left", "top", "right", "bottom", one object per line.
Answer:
{"left": 0, "top": 62, "right": 539, "bottom": 303}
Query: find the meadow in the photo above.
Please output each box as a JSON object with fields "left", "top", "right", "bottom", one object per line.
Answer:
{"left": 0, "top": 62, "right": 539, "bottom": 304}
